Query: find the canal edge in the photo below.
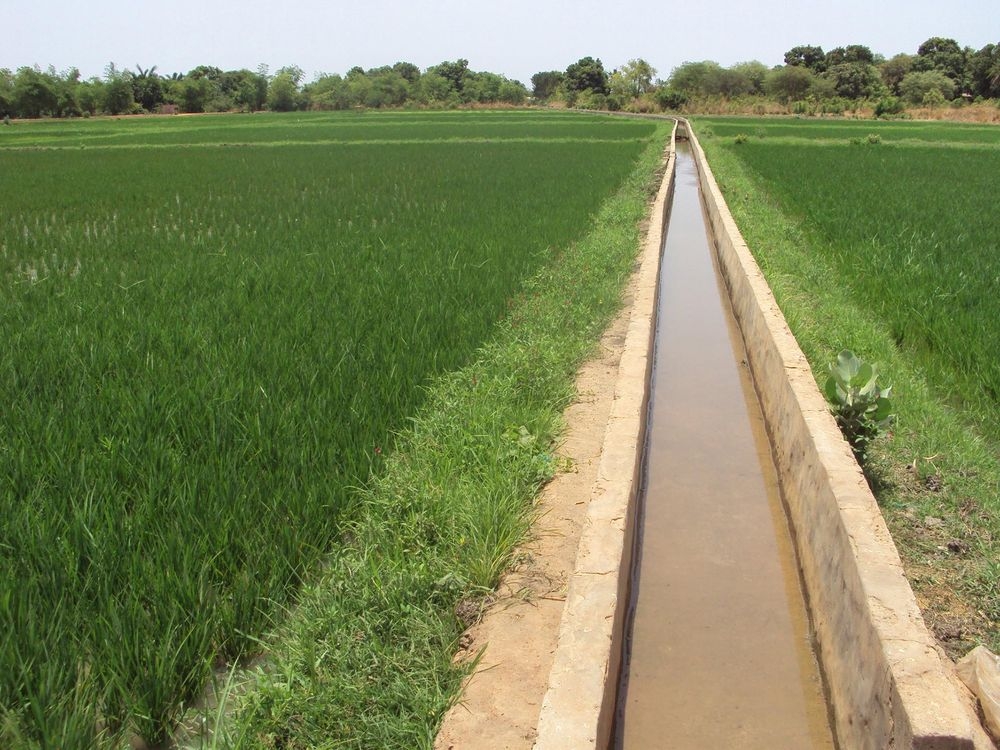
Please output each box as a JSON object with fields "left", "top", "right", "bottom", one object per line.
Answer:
{"left": 532, "top": 121, "right": 677, "bottom": 750}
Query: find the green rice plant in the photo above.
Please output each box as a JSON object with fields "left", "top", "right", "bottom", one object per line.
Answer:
{"left": 0, "top": 110, "right": 659, "bottom": 747}
{"left": 222, "top": 122, "right": 673, "bottom": 747}
{"left": 692, "top": 125, "right": 1000, "bottom": 441}
{"left": 690, "top": 116, "right": 1000, "bottom": 146}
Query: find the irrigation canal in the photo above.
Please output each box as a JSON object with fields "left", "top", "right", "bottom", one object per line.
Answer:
{"left": 612, "top": 140, "right": 836, "bottom": 748}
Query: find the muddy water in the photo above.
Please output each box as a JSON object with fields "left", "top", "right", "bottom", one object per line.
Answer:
{"left": 613, "top": 143, "right": 835, "bottom": 749}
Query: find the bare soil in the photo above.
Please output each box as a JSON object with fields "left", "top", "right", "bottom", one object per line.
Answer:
{"left": 880, "top": 458, "right": 995, "bottom": 660}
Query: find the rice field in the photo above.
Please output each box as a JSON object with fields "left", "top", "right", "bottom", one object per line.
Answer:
{"left": 0, "top": 110, "right": 661, "bottom": 748}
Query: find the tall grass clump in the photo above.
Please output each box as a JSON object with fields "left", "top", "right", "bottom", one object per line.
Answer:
{"left": 0, "top": 111, "right": 659, "bottom": 747}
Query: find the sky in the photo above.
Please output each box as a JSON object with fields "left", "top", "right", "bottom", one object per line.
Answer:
{"left": 4, "top": 0, "right": 997, "bottom": 86}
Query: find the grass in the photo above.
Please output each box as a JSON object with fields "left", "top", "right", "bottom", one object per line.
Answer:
{"left": 692, "top": 116, "right": 1000, "bottom": 657}
{"left": 0, "top": 110, "right": 667, "bottom": 748}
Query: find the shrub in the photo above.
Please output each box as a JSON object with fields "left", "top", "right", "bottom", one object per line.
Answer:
{"left": 922, "top": 88, "right": 947, "bottom": 108}
{"left": 823, "top": 350, "right": 894, "bottom": 462}
{"left": 654, "top": 87, "right": 688, "bottom": 111}
{"left": 821, "top": 97, "right": 850, "bottom": 115}
{"left": 899, "top": 70, "right": 955, "bottom": 105}
{"left": 874, "top": 96, "right": 905, "bottom": 118}
{"left": 574, "top": 90, "right": 608, "bottom": 110}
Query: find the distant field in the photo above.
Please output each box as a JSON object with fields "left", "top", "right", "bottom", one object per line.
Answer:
{"left": 0, "top": 110, "right": 650, "bottom": 147}
{"left": 694, "top": 116, "right": 1000, "bottom": 145}
{"left": 693, "top": 117, "right": 1000, "bottom": 435}
{"left": 0, "top": 110, "right": 660, "bottom": 747}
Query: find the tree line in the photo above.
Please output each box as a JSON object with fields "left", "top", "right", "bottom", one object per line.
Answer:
{"left": 528, "top": 38, "right": 998, "bottom": 115}
{"left": 662, "top": 39, "right": 1000, "bottom": 113}
{"left": 0, "top": 59, "right": 528, "bottom": 119}
{"left": 3, "top": 37, "right": 998, "bottom": 120}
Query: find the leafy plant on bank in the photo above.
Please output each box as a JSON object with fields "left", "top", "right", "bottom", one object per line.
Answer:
{"left": 824, "top": 349, "right": 894, "bottom": 462}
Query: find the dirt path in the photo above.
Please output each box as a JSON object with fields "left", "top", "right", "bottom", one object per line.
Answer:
{"left": 434, "top": 283, "right": 634, "bottom": 749}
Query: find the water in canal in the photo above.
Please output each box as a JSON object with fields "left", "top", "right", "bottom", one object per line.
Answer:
{"left": 613, "top": 140, "right": 836, "bottom": 749}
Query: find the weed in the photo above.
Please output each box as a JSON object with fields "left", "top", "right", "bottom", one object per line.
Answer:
{"left": 824, "top": 350, "right": 894, "bottom": 462}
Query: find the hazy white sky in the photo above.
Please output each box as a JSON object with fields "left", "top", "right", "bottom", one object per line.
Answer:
{"left": 4, "top": 0, "right": 997, "bottom": 85}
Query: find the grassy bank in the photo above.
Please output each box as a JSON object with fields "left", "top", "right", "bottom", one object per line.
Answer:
{"left": 692, "top": 116, "right": 1000, "bottom": 657}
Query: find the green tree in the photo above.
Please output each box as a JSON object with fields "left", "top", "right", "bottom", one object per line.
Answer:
{"left": 654, "top": 87, "right": 687, "bottom": 110}
{"left": 497, "top": 79, "right": 527, "bottom": 104}
{"left": 668, "top": 61, "right": 723, "bottom": 96}
{"left": 345, "top": 67, "right": 373, "bottom": 107}
{"left": 764, "top": 65, "right": 815, "bottom": 102}
{"left": 12, "top": 66, "right": 58, "bottom": 118}
{"left": 826, "top": 45, "right": 875, "bottom": 67}
{"left": 178, "top": 75, "right": 212, "bottom": 112}
{"left": 305, "top": 74, "right": 350, "bottom": 110}
{"left": 416, "top": 71, "right": 455, "bottom": 105}
{"left": 267, "top": 71, "right": 300, "bottom": 111}
{"left": 618, "top": 58, "right": 656, "bottom": 97}
{"left": 880, "top": 54, "right": 914, "bottom": 95}
{"left": 531, "top": 71, "right": 564, "bottom": 99}
{"left": 102, "top": 63, "right": 135, "bottom": 115}
{"left": 784, "top": 45, "right": 826, "bottom": 72}
{"left": 565, "top": 56, "right": 609, "bottom": 95}
{"left": 427, "top": 59, "right": 469, "bottom": 99}
{"left": 969, "top": 43, "right": 1000, "bottom": 98}
{"left": 607, "top": 70, "right": 629, "bottom": 109}
{"left": 132, "top": 65, "right": 164, "bottom": 111}
{"left": 731, "top": 61, "right": 768, "bottom": 95}
{"left": 464, "top": 71, "right": 503, "bottom": 103}
{"left": 275, "top": 65, "right": 305, "bottom": 86}
{"left": 217, "top": 69, "right": 267, "bottom": 112}
{"left": 188, "top": 65, "right": 224, "bottom": 83}
{"left": 364, "top": 67, "right": 410, "bottom": 107}
{"left": 0, "top": 68, "right": 13, "bottom": 116}
{"left": 913, "top": 37, "right": 967, "bottom": 88}
{"left": 392, "top": 61, "right": 421, "bottom": 85}
{"left": 899, "top": 70, "right": 956, "bottom": 103}
{"left": 709, "top": 67, "right": 754, "bottom": 97}
{"left": 52, "top": 67, "right": 82, "bottom": 117}
{"left": 825, "top": 62, "right": 885, "bottom": 99}
{"left": 77, "top": 78, "right": 103, "bottom": 115}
